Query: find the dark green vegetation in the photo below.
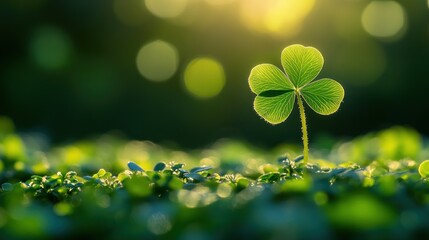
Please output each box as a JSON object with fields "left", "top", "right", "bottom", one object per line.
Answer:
{"left": 1, "top": 118, "right": 429, "bottom": 239}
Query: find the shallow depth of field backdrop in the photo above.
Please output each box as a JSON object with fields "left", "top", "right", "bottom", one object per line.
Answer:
{"left": 1, "top": 0, "right": 429, "bottom": 148}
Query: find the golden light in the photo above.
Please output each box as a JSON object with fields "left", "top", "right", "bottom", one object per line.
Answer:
{"left": 177, "top": 187, "right": 217, "bottom": 208}
{"left": 239, "top": 0, "right": 315, "bottom": 38}
{"left": 3, "top": 135, "right": 25, "bottom": 160}
{"left": 144, "top": 0, "right": 188, "bottom": 19}
{"left": 205, "top": 0, "right": 235, "bottom": 6}
{"left": 361, "top": 1, "right": 406, "bottom": 38}
{"left": 63, "top": 146, "right": 85, "bottom": 165}
{"left": 216, "top": 183, "right": 233, "bottom": 198}
{"left": 136, "top": 40, "right": 179, "bottom": 82}
{"left": 184, "top": 57, "right": 226, "bottom": 99}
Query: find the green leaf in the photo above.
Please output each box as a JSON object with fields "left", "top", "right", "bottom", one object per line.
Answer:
{"left": 300, "top": 78, "right": 344, "bottom": 115}
{"left": 254, "top": 91, "right": 295, "bottom": 124}
{"left": 168, "top": 176, "right": 183, "bottom": 190}
{"left": 281, "top": 44, "right": 324, "bottom": 88}
{"left": 123, "top": 176, "right": 151, "bottom": 197}
{"left": 190, "top": 166, "right": 212, "bottom": 173}
{"left": 96, "top": 168, "right": 106, "bottom": 177}
{"left": 118, "top": 172, "right": 131, "bottom": 182}
{"left": 1, "top": 182, "right": 13, "bottom": 191}
{"left": 418, "top": 160, "right": 429, "bottom": 178}
{"left": 184, "top": 173, "right": 204, "bottom": 182}
{"left": 249, "top": 64, "right": 294, "bottom": 95}
{"left": 258, "top": 172, "right": 282, "bottom": 183}
{"left": 153, "top": 162, "right": 166, "bottom": 172}
{"left": 127, "top": 161, "right": 144, "bottom": 172}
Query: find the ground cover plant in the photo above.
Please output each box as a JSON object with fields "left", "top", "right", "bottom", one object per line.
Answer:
{"left": 1, "top": 116, "right": 429, "bottom": 239}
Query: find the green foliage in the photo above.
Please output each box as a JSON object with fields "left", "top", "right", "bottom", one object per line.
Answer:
{"left": 1, "top": 125, "right": 429, "bottom": 239}
{"left": 249, "top": 44, "right": 344, "bottom": 124}
{"left": 249, "top": 44, "right": 344, "bottom": 163}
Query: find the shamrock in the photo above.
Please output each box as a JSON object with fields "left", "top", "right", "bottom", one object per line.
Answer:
{"left": 248, "top": 44, "right": 344, "bottom": 163}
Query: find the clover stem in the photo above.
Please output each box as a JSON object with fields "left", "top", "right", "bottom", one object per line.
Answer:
{"left": 296, "top": 91, "right": 309, "bottom": 165}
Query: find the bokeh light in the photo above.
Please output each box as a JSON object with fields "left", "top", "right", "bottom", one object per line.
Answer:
{"left": 205, "top": 0, "right": 235, "bottom": 6}
{"left": 361, "top": 1, "right": 406, "bottom": 39}
{"left": 147, "top": 213, "right": 172, "bottom": 235}
{"left": 113, "top": 0, "right": 146, "bottom": 25}
{"left": 144, "top": 0, "right": 188, "bottom": 19}
{"left": 239, "top": 0, "right": 315, "bottom": 38}
{"left": 184, "top": 58, "right": 225, "bottom": 99}
{"left": 136, "top": 40, "right": 179, "bottom": 82}
{"left": 29, "top": 26, "right": 72, "bottom": 71}
{"left": 3, "top": 0, "right": 429, "bottom": 152}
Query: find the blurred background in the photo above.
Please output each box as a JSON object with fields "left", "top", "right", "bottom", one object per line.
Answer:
{"left": 0, "top": 0, "right": 429, "bottom": 148}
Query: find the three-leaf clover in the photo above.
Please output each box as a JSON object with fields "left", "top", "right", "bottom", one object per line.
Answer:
{"left": 248, "top": 44, "right": 345, "bottom": 163}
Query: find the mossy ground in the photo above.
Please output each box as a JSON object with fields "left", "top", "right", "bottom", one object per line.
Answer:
{"left": 1, "top": 126, "right": 429, "bottom": 239}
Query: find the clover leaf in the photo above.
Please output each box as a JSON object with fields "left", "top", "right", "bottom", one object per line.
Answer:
{"left": 248, "top": 44, "right": 345, "bottom": 164}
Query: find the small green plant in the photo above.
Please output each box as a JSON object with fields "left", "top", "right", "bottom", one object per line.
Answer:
{"left": 248, "top": 44, "right": 344, "bottom": 164}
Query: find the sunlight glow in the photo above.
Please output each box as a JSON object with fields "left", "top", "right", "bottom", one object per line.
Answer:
{"left": 216, "top": 183, "right": 233, "bottom": 198}
{"left": 136, "top": 40, "right": 179, "bottom": 82}
{"left": 63, "top": 146, "right": 85, "bottom": 165}
{"left": 177, "top": 187, "right": 217, "bottom": 208}
{"left": 205, "top": 0, "right": 235, "bottom": 6}
{"left": 3, "top": 135, "right": 25, "bottom": 160}
{"left": 145, "top": 0, "right": 188, "bottom": 19}
{"left": 184, "top": 58, "right": 225, "bottom": 99}
{"left": 361, "top": 1, "right": 406, "bottom": 38}
{"left": 239, "top": 0, "right": 315, "bottom": 38}
{"left": 53, "top": 203, "right": 73, "bottom": 216}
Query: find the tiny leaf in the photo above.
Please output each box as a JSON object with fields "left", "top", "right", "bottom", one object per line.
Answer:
{"left": 254, "top": 91, "right": 295, "bottom": 124}
{"left": 294, "top": 155, "right": 304, "bottom": 162}
{"left": 1, "top": 182, "right": 13, "bottom": 191}
{"left": 153, "top": 162, "right": 166, "bottom": 172}
{"left": 127, "top": 161, "right": 144, "bottom": 172}
{"left": 190, "top": 166, "right": 212, "bottom": 173}
{"left": 172, "top": 163, "right": 185, "bottom": 170}
{"left": 300, "top": 78, "right": 345, "bottom": 115}
{"left": 418, "top": 160, "right": 429, "bottom": 178}
{"left": 83, "top": 176, "right": 93, "bottom": 181}
{"left": 281, "top": 44, "right": 324, "bottom": 88}
{"left": 249, "top": 64, "right": 294, "bottom": 95}
{"left": 258, "top": 172, "right": 282, "bottom": 183}
{"left": 184, "top": 173, "right": 204, "bottom": 182}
